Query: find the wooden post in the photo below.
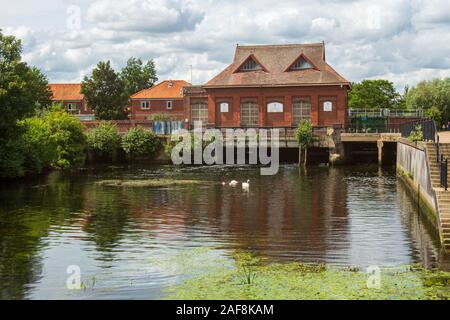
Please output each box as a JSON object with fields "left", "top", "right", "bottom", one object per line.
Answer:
{"left": 298, "top": 146, "right": 302, "bottom": 167}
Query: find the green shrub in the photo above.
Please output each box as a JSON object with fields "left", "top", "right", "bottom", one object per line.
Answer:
{"left": 43, "top": 106, "right": 87, "bottom": 169}
{"left": 87, "top": 122, "right": 121, "bottom": 158}
{"left": 295, "top": 120, "right": 313, "bottom": 165}
{"left": 121, "top": 126, "right": 161, "bottom": 158}
{"left": 19, "top": 117, "right": 56, "bottom": 174}
{"left": 295, "top": 120, "right": 313, "bottom": 147}
{"left": 408, "top": 124, "right": 423, "bottom": 142}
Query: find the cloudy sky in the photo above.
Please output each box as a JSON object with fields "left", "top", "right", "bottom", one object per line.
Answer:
{"left": 1, "top": 0, "right": 450, "bottom": 90}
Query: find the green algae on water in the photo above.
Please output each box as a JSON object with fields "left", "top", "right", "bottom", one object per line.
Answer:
{"left": 164, "top": 252, "right": 450, "bottom": 300}
{"left": 95, "top": 179, "right": 204, "bottom": 188}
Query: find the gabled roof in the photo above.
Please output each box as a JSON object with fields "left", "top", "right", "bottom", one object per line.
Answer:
{"left": 131, "top": 80, "right": 191, "bottom": 99}
{"left": 233, "top": 54, "right": 268, "bottom": 73}
{"left": 205, "top": 43, "right": 350, "bottom": 87}
{"left": 49, "top": 83, "right": 84, "bottom": 101}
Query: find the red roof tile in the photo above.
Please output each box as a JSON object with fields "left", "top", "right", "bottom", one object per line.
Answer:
{"left": 49, "top": 83, "right": 84, "bottom": 101}
{"left": 131, "top": 80, "right": 191, "bottom": 99}
{"left": 205, "top": 43, "right": 350, "bottom": 87}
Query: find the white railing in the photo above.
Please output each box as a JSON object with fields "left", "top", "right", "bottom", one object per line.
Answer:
{"left": 349, "top": 108, "right": 423, "bottom": 117}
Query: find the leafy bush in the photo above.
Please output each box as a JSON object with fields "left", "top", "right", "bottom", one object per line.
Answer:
{"left": 408, "top": 124, "right": 423, "bottom": 142}
{"left": 43, "top": 106, "right": 87, "bottom": 169}
{"left": 295, "top": 120, "right": 313, "bottom": 165}
{"left": 19, "top": 117, "right": 56, "bottom": 174}
{"left": 121, "top": 126, "right": 161, "bottom": 158}
{"left": 87, "top": 122, "right": 121, "bottom": 158}
{"left": 295, "top": 120, "right": 313, "bottom": 147}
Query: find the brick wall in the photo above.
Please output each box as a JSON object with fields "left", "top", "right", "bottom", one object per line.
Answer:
{"left": 203, "top": 85, "right": 348, "bottom": 128}
{"left": 130, "top": 99, "right": 185, "bottom": 120}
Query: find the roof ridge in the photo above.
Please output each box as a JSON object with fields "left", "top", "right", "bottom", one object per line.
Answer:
{"left": 237, "top": 43, "right": 324, "bottom": 48}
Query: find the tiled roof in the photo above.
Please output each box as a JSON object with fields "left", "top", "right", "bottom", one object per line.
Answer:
{"left": 205, "top": 43, "right": 350, "bottom": 87}
{"left": 131, "top": 80, "right": 191, "bottom": 99}
{"left": 49, "top": 83, "right": 84, "bottom": 101}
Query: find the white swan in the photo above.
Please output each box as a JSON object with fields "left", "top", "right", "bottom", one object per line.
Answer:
{"left": 229, "top": 180, "right": 238, "bottom": 187}
{"left": 242, "top": 180, "right": 250, "bottom": 191}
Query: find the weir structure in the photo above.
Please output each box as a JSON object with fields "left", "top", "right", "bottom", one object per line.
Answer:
{"left": 396, "top": 120, "right": 450, "bottom": 252}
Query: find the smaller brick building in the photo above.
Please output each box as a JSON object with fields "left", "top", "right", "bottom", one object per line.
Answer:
{"left": 49, "top": 84, "right": 95, "bottom": 120}
{"left": 130, "top": 80, "right": 191, "bottom": 120}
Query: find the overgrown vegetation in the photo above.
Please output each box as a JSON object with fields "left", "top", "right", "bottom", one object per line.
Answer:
{"left": 408, "top": 124, "right": 423, "bottom": 142}
{"left": 86, "top": 122, "right": 121, "bottom": 159}
{"left": 121, "top": 126, "right": 162, "bottom": 159}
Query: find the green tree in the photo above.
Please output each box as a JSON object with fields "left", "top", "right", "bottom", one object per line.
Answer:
{"left": 0, "top": 30, "right": 52, "bottom": 178}
{"left": 121, "top": 57, "right": 158, "bottom": 96}
{"left": 425, "top": 106, "right": 443, "bottom": 128}
{"left": 19, "top": 117, "right": 56, "bottom": 174}
{"left": 406, "top": 78, "right": 450, "bottom": 122}
{"left": 81, "top": 61, "right": 129, "bottom": 120}
{"left": 86, "top": 122, "right": 121, "bottom": 159}
{"left": 349, "top": 80, "right": 402, "bottom": 110}
{"left": 295, "top": 120, "right": 313, "bottom": 166}
{"left": 121, "top": 126, "right": 161, "bottom": 159}
{"left": 43, "top": 106, "right": 86, "bottom": 169}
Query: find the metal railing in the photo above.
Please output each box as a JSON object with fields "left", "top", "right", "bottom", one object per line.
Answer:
{"left": 400, "top": 118, "right": 437, "bottom": 142}
{"left": 400, "top": 119, "right": 448, "bottom": 190}
{"left": 441, "top": 154, "right": 448, "bottom": 191}
{"left": 349, "top": 108, "right": 423, "bottom": 117}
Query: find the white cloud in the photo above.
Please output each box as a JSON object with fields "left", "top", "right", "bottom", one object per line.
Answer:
{"left": 1, "top": 0, "right": 450, "bottom": 90}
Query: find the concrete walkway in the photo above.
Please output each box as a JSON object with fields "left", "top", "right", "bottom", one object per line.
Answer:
{"left": 438, "top": 131, "right": 450, "bottom": 143}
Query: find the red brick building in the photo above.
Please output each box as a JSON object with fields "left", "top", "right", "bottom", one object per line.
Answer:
{"left": 185, "top": 43, "right": 351, "bottom": 128}
{"left": 130, "top": 80, "right": 191, "bottom": 120}
{"left": 49, "top": 84, "right": 95, "bottom": 121}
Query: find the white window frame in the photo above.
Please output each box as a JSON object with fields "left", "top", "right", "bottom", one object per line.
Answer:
{"left": 323, "top": 101, "right": 333, "bottom": 112}
{"left": 220, "top": 102, "right": 229, "bottom": 113}
{"left": 166, "top": 101, "right": 173, "bottom": 110}
{"left": 267, "top": 102, "right": 284, "bottom": 113}
{"left": 141, "top": 101, "right": 150, "bottom": 110}
{"left": 67, "top": 103, "right": 76, "bottom": 111}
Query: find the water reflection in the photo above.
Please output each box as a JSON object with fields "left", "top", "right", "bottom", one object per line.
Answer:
{"left": 0, "top": 165, "right": 448, "bottom": 299}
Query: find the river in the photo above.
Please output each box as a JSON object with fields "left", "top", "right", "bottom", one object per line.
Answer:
{"left": 0, "top": 164, "right": 448, "bottom": 299}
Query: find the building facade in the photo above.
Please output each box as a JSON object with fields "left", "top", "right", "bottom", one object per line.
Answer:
{"left": 49, "top": 84, "right": 95, "bottom": 121}
{"left": 185, "top": 43, "right": 351, "bottom": 129}
{"left": 130, "top": 80, "right": 191, "bottom": 120}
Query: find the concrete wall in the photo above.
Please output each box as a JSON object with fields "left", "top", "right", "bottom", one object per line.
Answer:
{"left": 397, "top": 141, "right": 437, "bottom": 213}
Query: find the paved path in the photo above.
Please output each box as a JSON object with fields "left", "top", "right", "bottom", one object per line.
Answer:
{"left": 438, "top": 131, "right": 450, "bottom": 143}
